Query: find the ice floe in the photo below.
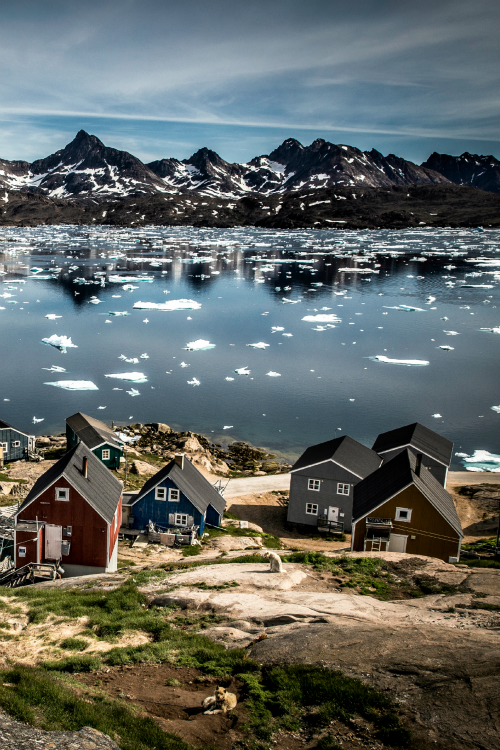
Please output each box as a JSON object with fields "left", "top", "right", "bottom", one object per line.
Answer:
{"left": 41, "top": 334, "right": 77, "bottom": 353}
{"left": 266, "top": 371, "right": 281, "bottom": 377}
{"left": 491, "top": 405, "right": 500, "bottom": 413}
{"left": 42, "top": 365, "right": 66, "bottom": 372}
{"left": 104, "top": 372, "right": 148, "bottom": 382}
{"left": 235, "top": 367, "right": 251, "bottom": 375}
{"left": 383, "top": 305, "right": 426, "bottom": 312}
{"left": 32, "top": 417, "right": 44, "bottom": 424}
{"left": 461, "top": 450, "right": 500, "bottom": 472}
{"left": 133, "top": 299, "right": 201, "bottom": 311}
{"left": 302, "top": 314, "right": 341, "bottom": 323}
{"left": 45, "top": 314, "right": 62, "bottom": 320}
{"left": 438, "top": 345, "right": 454, "bottom": 351}
{"left": 44, "top": 380, "right": 98, "bottom": 390}
{"left": 247, "top": 342, "right": 270, "bottom": 349}
{"left": 368, "top": 355, "right": 429, "bottom": 366}
{"left": 183, "top": 340, "right": 215, "bottom": 351}
{"left": 187, "top": 377, "right": 200, "bottom": 386}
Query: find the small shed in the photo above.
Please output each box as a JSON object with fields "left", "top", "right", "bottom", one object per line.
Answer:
{"left": 372, "top": 422, "right": 453, "bottom": 487}
{"left": 125, "top": 454, "right": 225, "bottom": 535}
{"left": 287, "top": 435, "right": 382, "bottom": 533}
{"left": 66, "top": 412, "right": 124, "bottom": 469}
{"left": 351, "top": 449, "right": 463, "bottom": 562}
{"left": 0, "top": 419, "right": 35, "bottom": 463}
{"left": 15, "top": 443, "right": 122, "bottom": 577}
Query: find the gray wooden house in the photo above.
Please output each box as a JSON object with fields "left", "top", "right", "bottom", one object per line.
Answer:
{"left": 287, "top": 436, "right": 382, "bottom": 534}
{"left": 0, "top": 419, "right": 35, "bottom": 463}
{"left": 66, "top": 412, "right": 124, "bottom": 470}
{"left": 372, "top": 423, "right": 453, "bottom": 487}
{"left": 351, "top": 449, "right": 463, "bottom": 562}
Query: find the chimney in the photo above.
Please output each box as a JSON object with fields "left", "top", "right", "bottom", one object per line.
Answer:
{"left": 415, "top": 453, "right": 422, "bottom": 477}
{"left": 83, "top": 456, "right": 88, "bottom": 478}
{"left": 174, "top": 453, "right": 185, "bottom": 470}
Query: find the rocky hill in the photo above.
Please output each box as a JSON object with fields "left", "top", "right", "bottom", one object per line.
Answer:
{"left": 423, "top": 151, "right": 500, "bottom": 194}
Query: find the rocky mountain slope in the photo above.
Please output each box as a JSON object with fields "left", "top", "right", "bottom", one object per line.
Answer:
{"left": 423, "top": 151, "right": 500, "bottom": 194}
{"left": 4, "top": 130, "right": 498, "bottom": 202}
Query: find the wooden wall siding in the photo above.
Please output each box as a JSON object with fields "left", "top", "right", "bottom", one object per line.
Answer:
{"left": 288, "top": 464, "right": 359, "bottom": 530}
{"left": 66, "top": 425, "right": 78, "bottom": 451}
{"left": 206, "top": 504, "right": 222, "bottom": 527}
{"left": 15, "top": 527, "right": 43, "bottom": 567}
{"left": 131, "top": 476, "right": 205, "bottom": 532}
{"left": 0, "top": 428, "right": 30, "bottom": 462}
{"left": 352, "top": 484, "right": 460, "bottom": 562}
{"left": 93, "top": 444, "right": 122, "bottom": 470}
{"left": 17, "top": 478, "right": 109, "bottom": 569}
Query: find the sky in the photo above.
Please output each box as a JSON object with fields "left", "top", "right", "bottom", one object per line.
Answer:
{"left": 0, "top": 0, "right": 499, "bottom": 165}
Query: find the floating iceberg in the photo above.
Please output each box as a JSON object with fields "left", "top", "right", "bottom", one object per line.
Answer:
{"left": 97, "top": 406, "right": 106, "bottom": 409}
{"left": 480, "top": 327, "right": 500, "bottom": 334}
{"left": 383, "top": 305, "right": 426, "bottom": 312}
{"left": 45, "top": 314, "right": 62, "bottom": 320}
{"left": 491, "top": 406, "right": 500, "bottom": 413}
{"left": 368, "top": 355, "right": 429, "bottom": 366}
{"left": 108, "top": 275, "right": 153, "bottom": 283}
{"left": 247, "top": 342, "right": 270, "bottom": 349}
{"left": 235, "top": 367, "right": 251, "bottom": 375}
{"left": 302, "top": 314, "right": 341, "bottom": 323}
{"left": 133, "top": 299, "right": 201, "bottom": 311}
{"left": 438, "top": 345, "right": 454, "bottom": 351}
{"left": 108, "top": 311, "right": 129, "bottom": 316}
{"left": 140, "top": 353, "right": 149, "bottom": 359}
{"left": 432, "top": 414, "right": 442, "bottom": 418}
{"left": 271, "top": 326, "right": 285, "bottom": 331}
{"left": 266, "top": 371, "right": 281, "bottom": 377}
{"left": 127, "top": 388, "right": 140, "bottom": 396}
{"left": 443, "top": 330, "right": 459, "bottom": 335}
{"left": 44, "top": 380, "right": 98, "bottom": 390}
{"left": 187, "top": 377, "right": 200, "bottom": 386}
{"left": 42, "top": 365, "right": 66, "bottom": 372}
{"left": 183, "top": 339, "right": 215, "bottom": 351}
{"left": 282, "top": 333, "right": 293, "bottom": 337}
{"left": 461, "top": 450, "right": 500, "bottom": 472}
{"left": 337, "top": 267, "right": 378, "bottom": 273}
{"left": 225, "top": 376, "right": 235, "bottom": 381}
{"left": 32, "top": 417, "right": 44, "bottom": 424}
{"left": 41, "top": 334, "right": 77, "bottom": 353}
{"left": 115, "top": 432, "right": 141, "bottom": 444}
{"left": 223, "top": 425, "right": 233, "bottom": 429}
{"left": 104, "top": 372, "right": 148, "bottom": 383}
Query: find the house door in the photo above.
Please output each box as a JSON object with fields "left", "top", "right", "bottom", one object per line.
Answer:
{"left": 45, "top": 524, "right": 62, "bottom": 560}
{"left": 328, "top": 507, "right": 339, "bottom": 522}
{"left": 389, "top": 534, "right": 407, "bottom": 553}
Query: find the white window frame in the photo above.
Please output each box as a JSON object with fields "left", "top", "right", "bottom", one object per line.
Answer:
{"left": 308, "top": 479, "right": 320, "bottom": 491}
{"left": 12, "top": 441, "right": 20, "bottom": 448}
{"left": 19, "top": 546, "right": 26, "bottom": 558}
{"left": 56, "top": 487, "right": 69, "bottom": 501}
{"left": 174, "top": 513, "right": 188, "bottom": 526}
{"left": 306, "top": 503, "right": 318, "bottom": 516}
{"left": 155, "top": 487, "right": 167, "bottom": 501}
{"left": 337, "top": 483, "right": 350, "bottom": 495}
{"left": 395, "top": 507, "right": 412, "bottom": 522}
{"left": 169, "top": 488, "right": 180, "bottom": 502}
{"left": 0, "top": 443, "right": 7, "bottom": 453}
{"left": 102, "top": 449, "right": 110, "bottom": 460}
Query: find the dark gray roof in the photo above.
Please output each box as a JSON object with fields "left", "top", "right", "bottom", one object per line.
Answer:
{"left": 353, "top": 449, "right": 463, "bottom": 537}
{"left": 131, "top": 456, "right": 226, "bottom": 515}
{"left": 291, "top": 435, "right": 382, "bottom": 479}
{"left": 372, "top": 423, "right": 453, "bottom": 466}
{"left": 66, "top": 412, "right": 122, "bottom": 451}
{"left": 0, "top": 419, "right": 33, "bottom": 437}
{"left": 16, "top": 442, "right": 122, "bottom": 524}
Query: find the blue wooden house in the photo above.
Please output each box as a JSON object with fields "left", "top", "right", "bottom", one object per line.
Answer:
{"left": 124, "top": 454, "right": 226, "bottom": 535}
{"left": 0, "top": 419, "right": 35, "bottom": 463}
{"left": 66, "top": 412, "right": 124, "bottom": 470}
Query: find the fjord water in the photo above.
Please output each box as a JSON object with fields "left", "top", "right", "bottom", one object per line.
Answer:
{"left": 0, "top": 225, "right": 499, "bottom": 469}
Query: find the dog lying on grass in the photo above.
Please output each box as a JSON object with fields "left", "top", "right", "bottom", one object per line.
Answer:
{"left": 202, "top": 685, "right": 238, "bottom": 714}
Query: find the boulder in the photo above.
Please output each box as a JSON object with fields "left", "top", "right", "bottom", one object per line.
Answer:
{"left": 147, "top": 423, "right": 171, "bottom": 433}
{"left": 130, "top": 460, "right": 157, "bottom": 475}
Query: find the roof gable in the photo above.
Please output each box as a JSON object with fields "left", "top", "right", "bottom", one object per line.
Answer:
{"left": 132, "top": 456, "right": 225, "bottom": 515}
{"left": 0, "top": 419, "right": 34, "bottom": 439}
{"left": 372, "top": 423, "right": 453, "bottom": 466}
{"left": 66, "top": 412, "right": 122, "bottom": 452}
{"left": 291, "top": 435, "right": 381, "bottom": 478}
{"left": 16, "top": 443, "right": 122, "bottom": 524}
{"left": 353, "top": 449, "right": 462, "bottom": 537}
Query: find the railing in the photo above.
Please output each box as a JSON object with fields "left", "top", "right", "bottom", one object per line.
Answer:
{"left": 317, "top": 518, "right": 344, "bottom": 535}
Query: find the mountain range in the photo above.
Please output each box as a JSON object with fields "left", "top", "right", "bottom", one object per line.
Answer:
{"left": 1, "top": 130, "right": 499, "bottom": 201}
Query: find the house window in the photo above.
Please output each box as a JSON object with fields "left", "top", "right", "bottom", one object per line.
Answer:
{"left": 102, "top": 449, "right": 110, "bottom": 460}
{"left": 174, "top": 513, "right": 188, "bottom": 526}
{"left": 395, "top": 507, "right": 412, "bottom": 522}
{"left": 337, "top": 483, "right": 350, "bottom": 495}
{"left": 12, "top": 441, "right": 20, "bottom": 448}
{"left": 308, "top": 479, "right": 320, "bottom": 491}
{"left": 155, "top": 487, "right": 166, "bottom": 501}
{"left": 306, "top": 503, "right": 318, "bottom": 515}
{"left": 56, "top": 487, "right": 69, "bottom": 501}
{"left": 19, "top": 547, "right": 26, "bottom": 558}
{"left": 169, "top": 488, "right": 180, "bottom": 502}
{"left": 0, "top": 443, "right": 7, "bottom": 453}
{"left": 64, "top": 526, "right": 72, "bottom": 537}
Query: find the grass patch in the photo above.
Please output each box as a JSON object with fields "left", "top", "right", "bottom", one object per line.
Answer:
{"left": 181, "top": 545, "right": 201, "bottom": 557}
{"left": 456, "top": 559, "right": 500, "bottom": 569}
{"left": 0, "top": 666, "right": 194, "bottom": 750}
{"left": 462, "top": 538, "right": 497, "bottom": 554}
{"left": 59, "top": 637, "right": 88, "bottom": 651}
{"left": 41, "top": 447, "right": 67, "bottom": 460}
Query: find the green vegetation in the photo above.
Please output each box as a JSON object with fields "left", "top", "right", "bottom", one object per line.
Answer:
{"left": 59, "top": 637, "right": 88, "bottom": 651}
{"left": 0, "top": 666, "right": 194, "bottom": 750}
{"left": 41, "top": 447, "right": 67, "bottom": 460}
{"left": 461, "top": 538, "right": 497, "bottom": 554}
{"left": 457, "top": 558, "right": 500, "bottom": 569}
{"left": 181, "top": 545, "right": 201, "bottom": 557}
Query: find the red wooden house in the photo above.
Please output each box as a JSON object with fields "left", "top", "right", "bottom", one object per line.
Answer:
{"left": 14, "top": 442, "right": 122, "bottom": 577}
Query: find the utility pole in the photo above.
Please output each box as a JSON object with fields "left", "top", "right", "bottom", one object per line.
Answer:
{"left": 495, "top": 501, "right": 500, "bottom": 561}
